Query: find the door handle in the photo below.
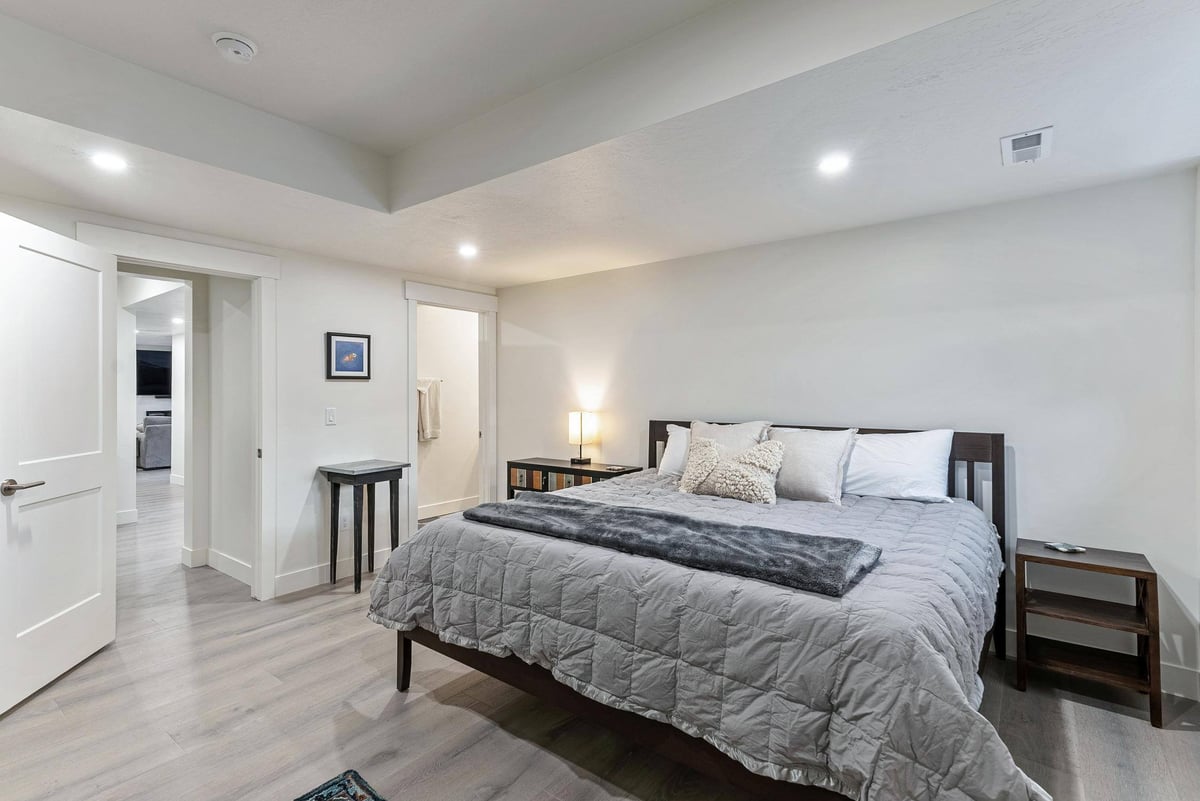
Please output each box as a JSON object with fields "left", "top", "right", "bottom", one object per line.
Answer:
{"left": 1, "top": 479, "right": 46, "bottom": 497}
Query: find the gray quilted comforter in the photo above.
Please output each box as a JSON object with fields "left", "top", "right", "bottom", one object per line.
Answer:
{"left": 368, "top": 472, "right": 1049, "bottom": 801}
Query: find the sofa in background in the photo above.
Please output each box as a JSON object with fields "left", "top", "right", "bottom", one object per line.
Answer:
{"left": 137, "top": 415, "right": 173, "bottom": 469}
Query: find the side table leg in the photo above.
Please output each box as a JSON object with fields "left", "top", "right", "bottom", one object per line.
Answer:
{"left": 329, "top": 482, "right": 340, "bottom": 585}
{"left": 1144, "top": 577, "right": 1162, "bottom": 727}
{"left": 353, "top": 485, "right": 364, "bottom": 593}
{"left": 390, "top": 478, "right": 400, "bottom": 549}
{"left": 367, "top": 483, "right": 376, "bottom": 573}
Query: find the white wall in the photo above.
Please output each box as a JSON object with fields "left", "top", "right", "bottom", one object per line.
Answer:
{"left": 273, "top": 254, "right": 411, "bottom": 592}
{"left": 170, "top": 332, "right": 186, "bottom": 485}
{"left": 416, "top": 305, "right": 480, "bottom": 518}
{"left": 115, "top": 308, "right": 136, "bottom": 525}
{"left": 0, "top": 193, "right": 493, "bottom": 599}
{"left": 498, "top": 170, "right": 1200, "bottom": 699}
{"left": 135, "top": 394, "right": 171, "bottom": 420}
{"left": 207, "top": 276, "right": 255, "bottom": 585}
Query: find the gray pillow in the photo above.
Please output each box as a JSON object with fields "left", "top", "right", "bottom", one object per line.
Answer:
{"left": 768, "top": 427, "right": 857, "bottom": 504}
{"left": 679, "top": 437, "right": 784, "bottom": 505}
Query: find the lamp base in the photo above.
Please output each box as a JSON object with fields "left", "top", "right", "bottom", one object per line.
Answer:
{"left": 570, "top": 457, "right": 592, "bottom": 465}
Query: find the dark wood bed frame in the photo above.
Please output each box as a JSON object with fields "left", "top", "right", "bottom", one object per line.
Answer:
{"left": 397, "top": 420, "right": 1007, "bottom": 801}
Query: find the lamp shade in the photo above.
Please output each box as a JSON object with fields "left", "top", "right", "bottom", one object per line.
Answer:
{"left": 567, "top": 411, "right": 598, "bottom": 446}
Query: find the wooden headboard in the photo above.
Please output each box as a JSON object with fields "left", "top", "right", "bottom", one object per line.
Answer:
{"left": 647, "top": 419, "right": 1008, "bottom": 659}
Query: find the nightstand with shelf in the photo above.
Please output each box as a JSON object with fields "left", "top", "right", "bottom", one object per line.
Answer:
{"left": 1015, "top": 538, "right": 1161, "bottom": 727}
{"left": 507, "top": 457, "right": 640, "bottom": 500}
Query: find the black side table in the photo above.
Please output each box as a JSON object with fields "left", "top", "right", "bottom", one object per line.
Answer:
{"left": 506, "top": 457, "right": 641, "bottom": 499}
{"left": 318, "top": 459, "right": 410, "bottom": 593}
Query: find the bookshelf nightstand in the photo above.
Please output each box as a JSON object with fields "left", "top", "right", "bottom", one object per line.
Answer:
{"left": 1015, "top": 538, "right": 1161, "bottom": 727}
{"left": 507, "top": 457, "right": 641, "bottom": 499}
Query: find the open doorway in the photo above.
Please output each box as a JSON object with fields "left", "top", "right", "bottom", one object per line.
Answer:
{"left": 115, "top": 264, "right": 256, "bottom": 598}
{"left": 117, "top": 273, "right": 188, "bottom": 585}
{"left": 415, "top": 305, "right": 480, "bottom": 525}
{"left": 404, "top": 282, "right": 498, "bottom": 535}
{"left": 81, "top": 223, "right": 279, "bottom": 600}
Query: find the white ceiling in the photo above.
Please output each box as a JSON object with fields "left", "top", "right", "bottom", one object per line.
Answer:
{"left": 120, "top": 277, "right": 187, "bottom": 348}
{"left": 0, "top": 0, "right": 1197, "bottom": 288}
{"left": 0, "top": 0, "right": 719, "bottom": 154}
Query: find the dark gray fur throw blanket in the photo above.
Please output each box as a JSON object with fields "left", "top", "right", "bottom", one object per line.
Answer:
{"left": 463, "top": 493, "right": 881, "bottom": 597}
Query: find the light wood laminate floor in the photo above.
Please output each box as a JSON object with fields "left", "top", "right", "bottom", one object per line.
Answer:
{"left": 1, "top": 470, "right": 1196, "bottom": 801}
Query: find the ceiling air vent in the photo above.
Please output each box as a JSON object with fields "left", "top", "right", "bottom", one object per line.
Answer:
{"left": 1000, "top": 126, "right": 1053, "bottom": 166}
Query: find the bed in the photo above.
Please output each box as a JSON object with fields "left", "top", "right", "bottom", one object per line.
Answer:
{"left": 368, "top": 421, "right": 1047, "bottom": 801}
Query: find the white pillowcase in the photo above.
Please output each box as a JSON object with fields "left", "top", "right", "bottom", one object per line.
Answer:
{"left": 768, "top": 427, "right": 857, "bottom": 504}
{"left": 843, "top": 429, "right": 955, "bottom": 503}
{"left": 690, "top": 420, "right": 770, "bottom": 452}
{"left": 658, "top": 424, "right": 691, "bottom": 477}
{"left": 658, "top": 420, "right": 770, "bottom": 478}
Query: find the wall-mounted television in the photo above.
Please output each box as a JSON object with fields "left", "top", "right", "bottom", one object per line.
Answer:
{"left": 136, "top": 350, "right": 172, "bottom": 397}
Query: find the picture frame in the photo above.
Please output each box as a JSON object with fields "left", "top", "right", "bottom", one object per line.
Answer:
{"left": 325, "top": 332, "right": 371, "bottom": 380}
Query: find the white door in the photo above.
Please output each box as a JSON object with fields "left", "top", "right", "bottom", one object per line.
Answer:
{"left": 0, "top": 213, "right": 116, "bottom": 714}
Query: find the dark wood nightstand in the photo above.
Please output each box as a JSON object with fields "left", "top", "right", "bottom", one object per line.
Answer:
{"left": 1015, "top": 538, "right": 1161, "bottom": 727}
{"left": 507, "top": 457, "right": 641, "bottom": 500}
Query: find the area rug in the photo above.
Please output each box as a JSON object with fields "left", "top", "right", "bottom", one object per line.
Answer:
{"left": 293, "top": 770, "right": 386, "bottom": 801}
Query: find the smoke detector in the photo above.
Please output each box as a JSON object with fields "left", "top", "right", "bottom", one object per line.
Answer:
{"left": 212, "top": 32, "right": 257, "bottom": 64}
{"left": 1001, "top": 126, "right": 1053, "bottom": 165}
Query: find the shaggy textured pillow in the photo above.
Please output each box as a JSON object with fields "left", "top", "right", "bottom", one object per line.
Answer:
{"left": 679, "top": 436, "right": 785, "bottom": 504}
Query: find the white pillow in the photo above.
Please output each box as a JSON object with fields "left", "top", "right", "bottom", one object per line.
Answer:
{"left": 690, "top": 420, "right": 770, "bottom": 453}
{"left": 843, "top": 429, "right": 954, "bottom": 503}
{"left": 658, "top": 424, "right": 691, "bottom": 477}
{"left": 679, "top": 437, "right": 784, "bottom": 504}
{"left": 768, "top": 427, "right": 857, "bottom": 504}
{"left": 659, "top": 421, "right": 770, "bottom": 478}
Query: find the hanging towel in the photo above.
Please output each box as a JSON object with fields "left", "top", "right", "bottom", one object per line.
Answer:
{"left": 416, "top": 378, "right": 442, "bottom": 441}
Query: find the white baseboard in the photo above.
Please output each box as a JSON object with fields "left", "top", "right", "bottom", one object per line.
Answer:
{"left": 1002, "top": 628, "right": 1199, "bottom": 701}
{"left": 418, "top": 495, "right": 478, "bottom": 520}
{"left": 208, "top": 548, "right": 252, "bottom": 586}
{"left": 169, "top": 473, "right": 185, "bottom": 486}
{"left": 116, "top": 508, "right": 138, "bottom": 526}
{"left": 274, "top": 547, "right": 395, "bottom": 597}
{"left": 180, "top": 546, "right": 208, "bottom": 568}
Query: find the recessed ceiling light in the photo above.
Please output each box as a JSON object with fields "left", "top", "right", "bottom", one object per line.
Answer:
{"left": 171, "top": 317, "right": 184, "bottom": 325}
{"left": 134, "top": 329, "right": 141, "bottom": 334}
{"left": 90, "top": 152, "right": 128, "bottom": 172}
{"left": 817, "top": 152, "right": 851, "bottom": 176}
{"left": 458, "top": 243, "right": 479, "bottom": 259}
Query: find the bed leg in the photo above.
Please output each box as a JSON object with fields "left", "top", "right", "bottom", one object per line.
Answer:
{"left": 397, "top": 632, "right": 412, "bottom": 692}
{"left": 994, "top": 575, "right": 1007, "bottom": 661}
{"left": 978, "top": 630, "right": 994, "bottom": 676}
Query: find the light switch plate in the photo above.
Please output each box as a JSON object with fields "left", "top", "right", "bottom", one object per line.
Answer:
{"left": 324, "top": 407, "right": 336, "bottom": 426}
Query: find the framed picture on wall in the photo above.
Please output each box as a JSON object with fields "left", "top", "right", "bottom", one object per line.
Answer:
{"left": 326, "top": 332, "right": 371, "bottom": 380}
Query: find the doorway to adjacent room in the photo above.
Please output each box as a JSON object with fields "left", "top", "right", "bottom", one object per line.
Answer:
{"left": 404, "top": 282, "right": 498, "bottom": 534}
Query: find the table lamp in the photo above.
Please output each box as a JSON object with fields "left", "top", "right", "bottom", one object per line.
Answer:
{"left": 568, "top": 411, "right": 598, "bottom": 464}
